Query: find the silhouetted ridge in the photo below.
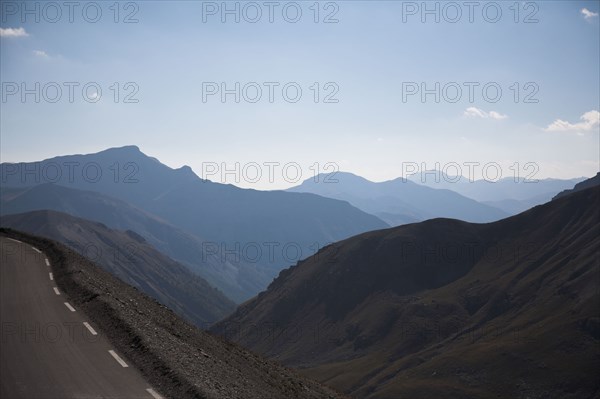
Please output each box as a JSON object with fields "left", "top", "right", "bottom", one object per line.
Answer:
{"left": 553, "top": 172, "right": 600, "bottom": 200}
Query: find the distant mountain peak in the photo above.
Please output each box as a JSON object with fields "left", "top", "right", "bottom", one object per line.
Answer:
{"left": 96, "top": 146, "right": 196, "bottom": 172}
{"left": 300, "top": 171, "right": 371, "bottom": 185}
{"left": 98, "top": 145, "right": 142, "bottom": 154}
{"left": 177, "top": 165, "right": 196, "bottom": 175}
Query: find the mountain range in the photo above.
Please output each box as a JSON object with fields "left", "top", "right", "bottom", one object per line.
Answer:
{"left": 0, "top": 146, "right": 388, "bottom": 302}
{"left": 1, "top": 147, "right": 591, "bottom": 304}
{"left": 288, "top": 172, "right": 509, "bottom": 225}
{"left": 406, "top": 170, "right": 585, "bottom": 214}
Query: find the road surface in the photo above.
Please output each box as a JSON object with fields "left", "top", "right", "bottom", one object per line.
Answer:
{"left": 0, "top": 236, "right": 164, "bottom": 399}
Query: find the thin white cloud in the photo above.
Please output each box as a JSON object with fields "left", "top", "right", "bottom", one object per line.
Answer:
{"left": 0, "top": 27, "right": 29, "bottom": 38}
{"left": 33, "top": 50, "right": 48, "bottom": 58}
{"left": 545, "top": 110, "right": 600, "bottom": 133}
{"left": 581, "top": 8, "right": 599, "bottom": 20}
{"left": 488, "top": 111, "right": 507, "bottom": 120}
{"left": 464, "top": 107, "right": 508, "bottom": 120}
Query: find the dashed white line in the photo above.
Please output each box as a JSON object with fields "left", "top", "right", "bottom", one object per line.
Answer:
{"left": 108, "top": 350, "right": 129, "bottom": 368}
{"left": 146, "top": 388, "right": 164, "bottom": 399}
{"left": 31, "top": 246, "right": 42, "bottom": 253}
{"left": 83, "top": 322, "right": 98, "bottom": 336}
{"left": 53, "top": 287, "right": 60, "bottom": 295}
{"left": 64, "top": 302, "right": 76, "bottom": 312}
{"left": 49, "top": 272, "right": 53, "bottom": 281}
{"left": 7, "top": 238, "right": 22, "bottom": 243}
{"left": 45, "top": 258, "right": 50, "bottom": 266}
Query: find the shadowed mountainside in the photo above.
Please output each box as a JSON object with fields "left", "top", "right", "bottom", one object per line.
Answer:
{"left": 213, "top": 187, "right": 600, "bottom": 398}
{"left": 0, "top": 210, "right": 235, "bottom": 326}
{"left": 0, "top": 183, "right": 270, "bottom": 302}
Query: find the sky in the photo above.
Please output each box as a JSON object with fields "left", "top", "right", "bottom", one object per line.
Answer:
{"left": 1, "top": 0, "right": 599, "bottom": 190}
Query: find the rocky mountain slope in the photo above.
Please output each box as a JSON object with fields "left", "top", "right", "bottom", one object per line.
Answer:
{"left": 213, "top": 186, "right": 600, "bottom": 398}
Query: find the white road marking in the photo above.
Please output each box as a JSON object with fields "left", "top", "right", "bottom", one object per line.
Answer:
{"left": 146, "top": 388, "right": 164, "bottom": 399}
{"left": 64, "top": 302, "right": 76, "bottom": 312}
{"left": 31, "top": 246, "right": 41, "bottom": 253}
{"left": 7, "top": 238, "right": 22, "bottom": 243}
{"left": 45, "top": 258, "right": 50, "bottom": 266}
{"left": 53, "top": 287, "right": 60, "bottom": 295}
{"left": 108, "top": 350, "right": 129, "bottom": 368}
{"left": 49, "top": 272, "right": 53, "bottom": 281}
{"left": 83, "top": 322, "right": 98, "bottom": 336}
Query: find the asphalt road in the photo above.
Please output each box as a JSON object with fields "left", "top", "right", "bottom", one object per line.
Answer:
{"left": 0, "top": 236, "right": 164, "bottom": 399}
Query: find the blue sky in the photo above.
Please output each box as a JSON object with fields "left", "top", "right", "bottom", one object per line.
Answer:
{"left": 1, "top": 0, "right": 599, "bottom": 189}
